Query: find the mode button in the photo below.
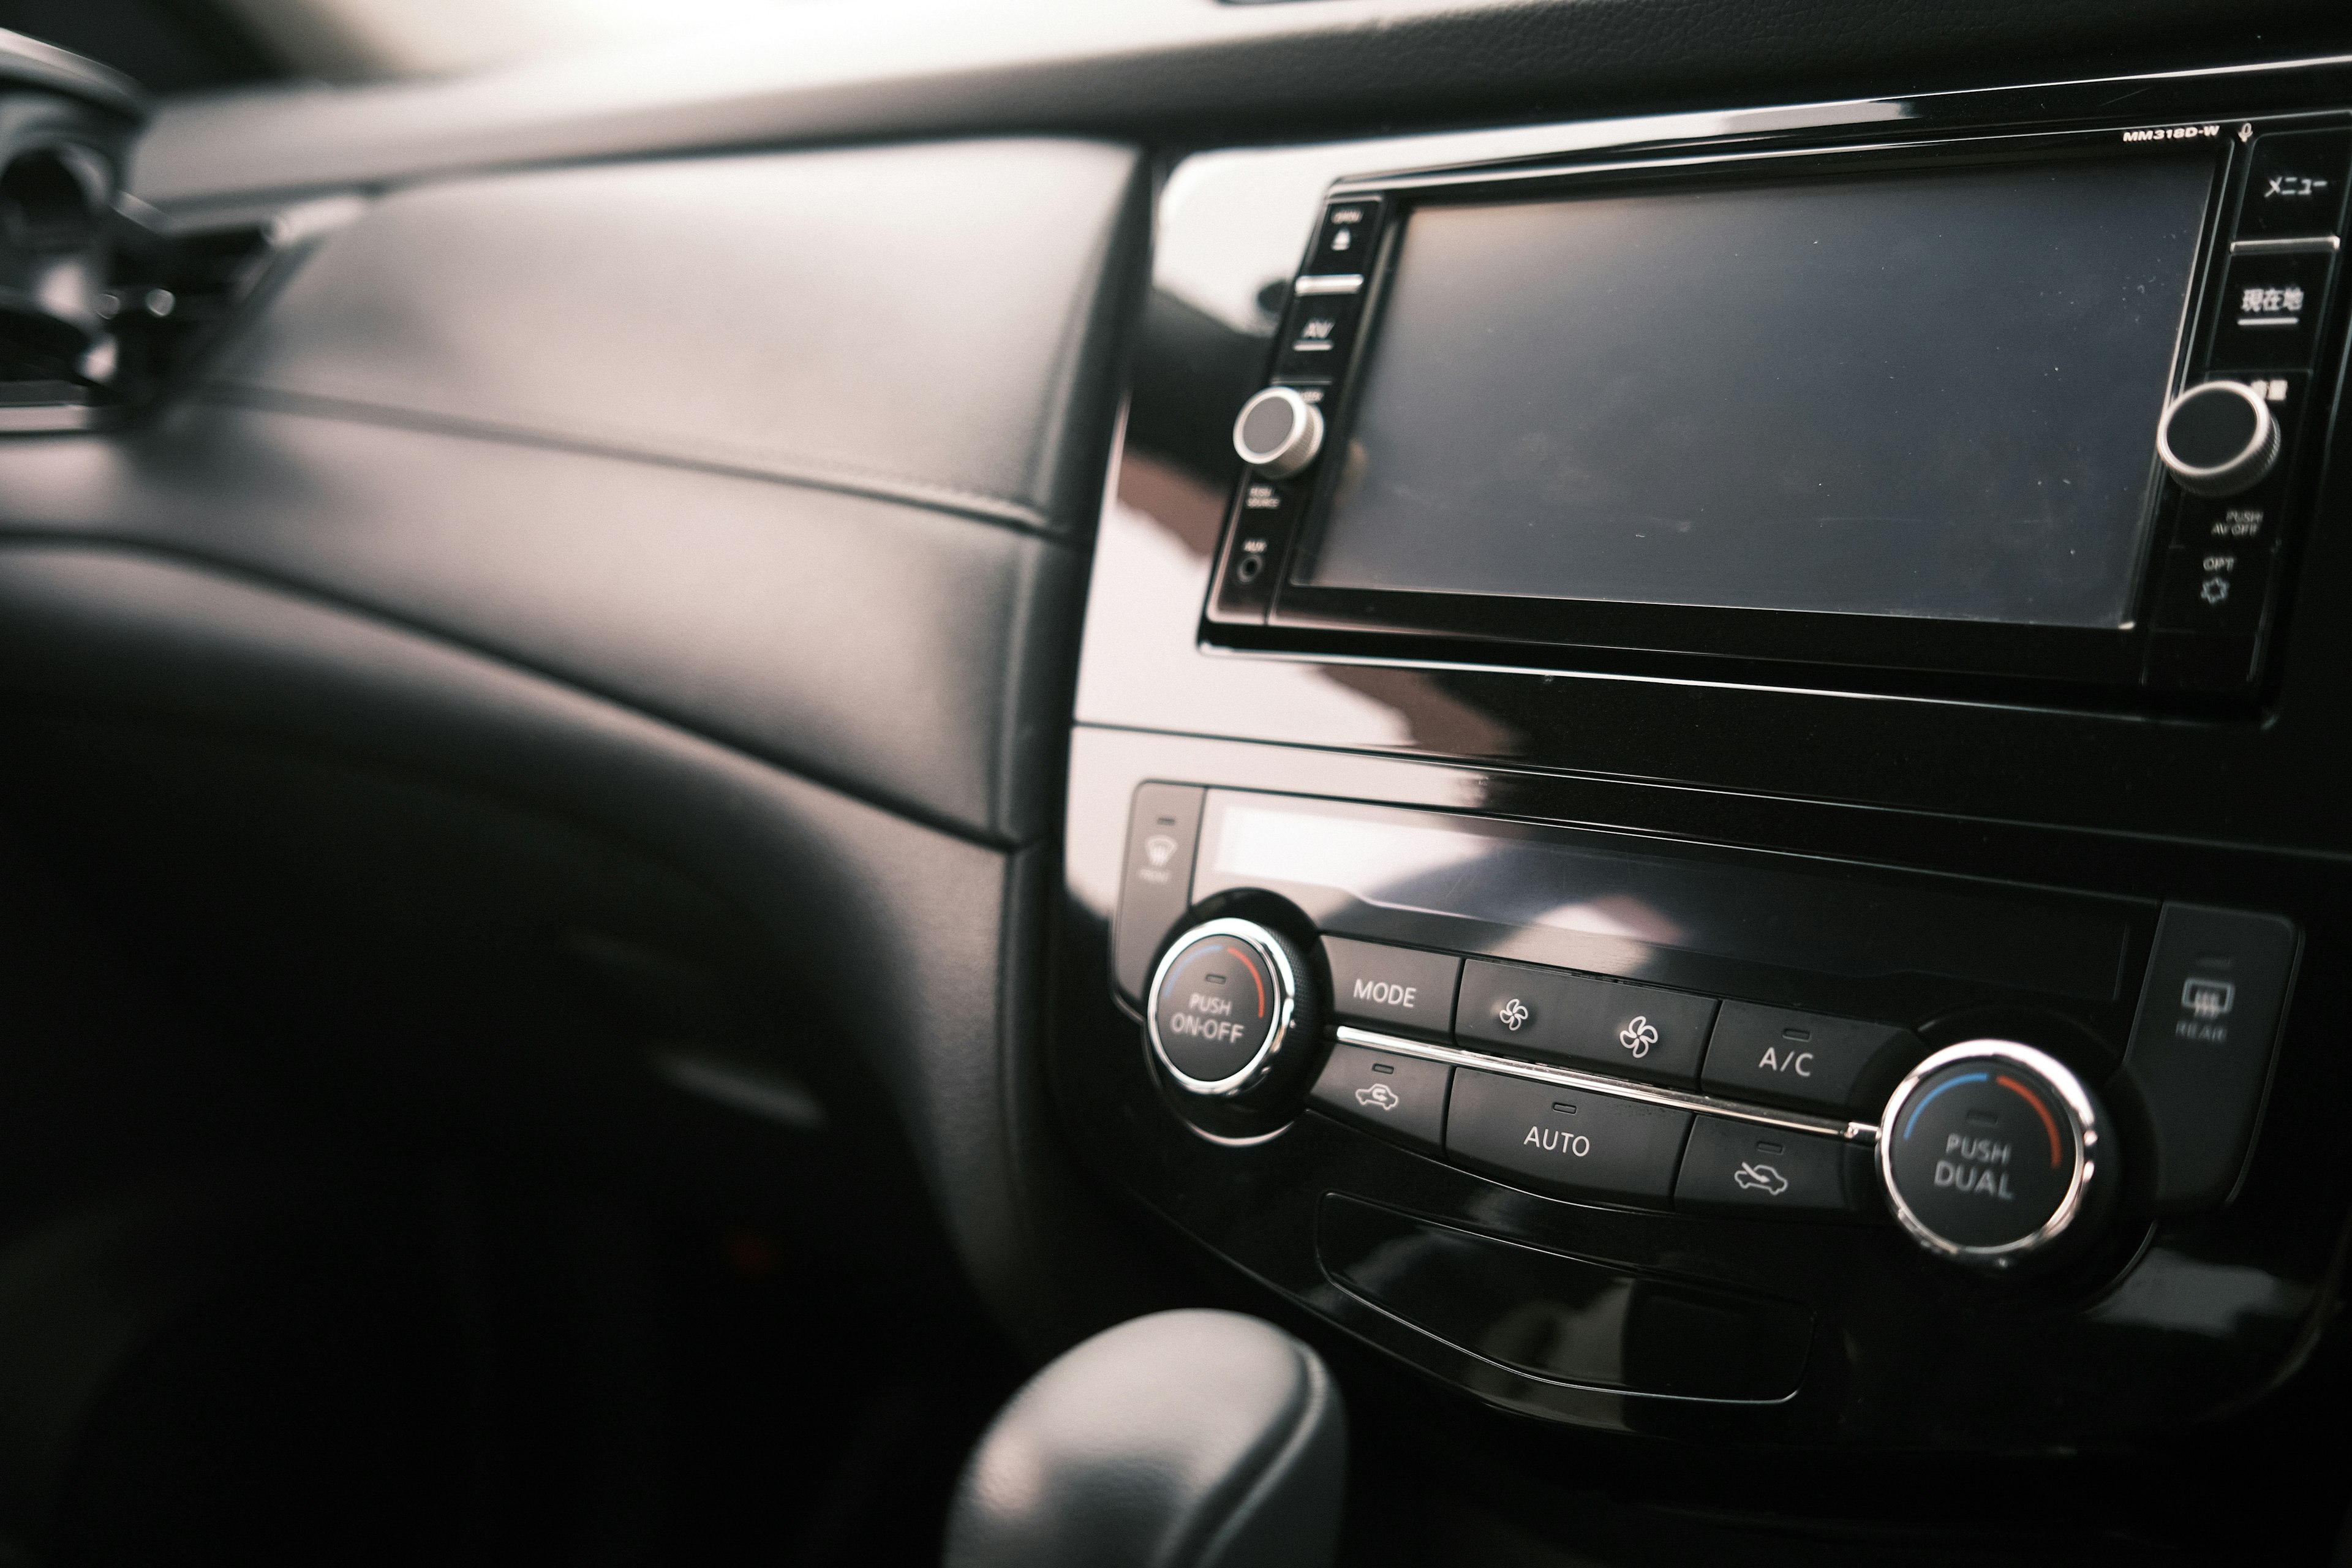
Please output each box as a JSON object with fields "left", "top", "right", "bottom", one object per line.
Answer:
{"left": 1322, "top": 935, "right": 1461, "bottom": 1039}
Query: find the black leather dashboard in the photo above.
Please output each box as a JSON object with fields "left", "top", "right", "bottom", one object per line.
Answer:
{"left": 0, "top": 131, "right": 1152, "bottom": 1354}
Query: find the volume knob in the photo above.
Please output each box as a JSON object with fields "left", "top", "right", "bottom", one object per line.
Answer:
{"left": 1232, "top": 386, "right": 1324, "bottom": 479}
{"left": 1876, "top": 1040, "right": 2111, "bottom": 1269}
{"left": 2157, "top": 381, "right": 2282, "bottom": 497}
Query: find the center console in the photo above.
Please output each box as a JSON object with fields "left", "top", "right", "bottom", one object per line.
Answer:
{"left": 1058, "top": 51, "right": 2352, "bottom": 1525}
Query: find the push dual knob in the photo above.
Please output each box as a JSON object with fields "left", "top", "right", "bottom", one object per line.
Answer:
{"left": 1876, "top": 1041, "right": 2110, "bottom": 1270}
{"left": 2157, "top": 381, "right": 2282, "bottom": 497}
{"left": 1148, "top": 918, "right": 1317, "bottom": 1109}
{"left": 1232, "top": 386, "right": 1324, "bottom": 479}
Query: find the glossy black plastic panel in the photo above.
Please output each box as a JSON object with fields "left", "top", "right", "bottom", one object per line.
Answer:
{"left": 1317, "top": 1194, "right": 1813, "bottom": 1401}
{"left": 1190, "top": 790, "right": 2143, "bottom": 1020}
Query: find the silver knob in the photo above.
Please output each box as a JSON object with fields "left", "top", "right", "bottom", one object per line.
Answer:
{"left": 1147, "top": 918, "right": 1306, "bottom": 1098}
{"left": 2157, "top": 381, "right": 2282, "bottom": 497}
{"left": 1232, "top": 386, "right": 1324, "bottom": 480}
{"left": 1876, "top": 1040, "right": 2111, "bottom": 1270}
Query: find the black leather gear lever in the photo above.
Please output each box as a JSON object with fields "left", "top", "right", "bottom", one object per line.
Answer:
{"left": 942, "top": 1310, "right": 1348, "bottom": 1568}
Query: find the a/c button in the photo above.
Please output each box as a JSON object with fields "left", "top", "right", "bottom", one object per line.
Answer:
{"left": 1701, "top": 1003, "right": 1915, "bottom": 1114}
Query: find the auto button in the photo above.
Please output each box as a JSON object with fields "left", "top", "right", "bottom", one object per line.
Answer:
{"left": 1444, "top": 1068, "right": 1691, "bottom": 1209}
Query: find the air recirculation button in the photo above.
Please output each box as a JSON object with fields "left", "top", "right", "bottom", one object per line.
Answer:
{"left": 1877, "top": 1040, "right": 2112, "bottom": 1269}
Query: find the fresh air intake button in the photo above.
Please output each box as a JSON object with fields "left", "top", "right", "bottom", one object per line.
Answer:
{"left": 1308, "top": 1041, "right": 1449, "bottom": 1153}
{"left": 1675, "top": 1117, "right": 1869, "bottom": 1221}
{"left": 1455, "top": 960, "right": 1715, "bottom": 1086}
{"left": 1700, "top": 1003, "right": 1916, "bottom": 1114}
{"left": 2236, "top": 129, "right": 2352, "bottom": 238}
{"left": 1322, "top": 936, "right": 1461, "bottom": 1039}
{"left": 1443, "top": 1067, "right": 1692, "bottom": 1208}
{"left": 2124, "top": 903, "right": 2299, "bottom": 1212}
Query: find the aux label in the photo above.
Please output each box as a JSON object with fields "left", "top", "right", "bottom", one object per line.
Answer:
{"left": 1523, "top": 1126, "right": 1590, "bottom": 1158}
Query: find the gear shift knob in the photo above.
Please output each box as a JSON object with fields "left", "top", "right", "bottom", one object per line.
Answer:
{"left": 943, "top": 1310, "right": 1347, "bottom": 1568}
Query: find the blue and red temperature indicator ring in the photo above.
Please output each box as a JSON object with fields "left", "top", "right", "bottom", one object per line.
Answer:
{"left": 1878, "top": 1040, "right": 2108, "bottom": 1268}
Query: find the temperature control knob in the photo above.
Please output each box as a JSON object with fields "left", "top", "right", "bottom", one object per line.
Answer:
{"left": 2157, "top": 380, "right": 2282, "bottom": 497}
{"left": 1147, "top": 918, "right": 1316, "bottom": 1103}
{"left": 1232, "top": 386, "right": 1324, "bottom": 479}
{"left": 1876, "top": 1041, "right": 2111, "bottom": 1270}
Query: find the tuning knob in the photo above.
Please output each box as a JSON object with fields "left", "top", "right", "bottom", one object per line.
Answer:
{"left": 1147, "top": 918, "right": 1319, "bottom": 1112}
{"left": 2157, "top": 381, "right": 2282, "bottom": 497}
{"left": 1876, "top": 1041, "right": 2112, "bottom": 1270}
{"left": 1232, "top": 386, "right": 1324, "bottom": 479}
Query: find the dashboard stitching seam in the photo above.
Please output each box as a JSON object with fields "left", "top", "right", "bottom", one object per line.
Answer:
{"left": 195, "top": 382, "right": 1063, "bottom": 536}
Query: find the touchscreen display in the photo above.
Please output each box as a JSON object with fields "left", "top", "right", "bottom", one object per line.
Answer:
{"left": 1301, "top": 156, "right": 2214, "bottom": 627}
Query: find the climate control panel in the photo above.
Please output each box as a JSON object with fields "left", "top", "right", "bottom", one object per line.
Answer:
{"left": 1096, "top": 780, "right": 2307, "bottom": 1436}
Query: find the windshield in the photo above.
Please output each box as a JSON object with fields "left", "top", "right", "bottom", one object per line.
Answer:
{"left": 0, "top": 0, "right": 807, "bottom": 93}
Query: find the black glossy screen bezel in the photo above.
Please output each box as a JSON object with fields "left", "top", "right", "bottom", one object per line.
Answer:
{"left": 1243, "top": 123, "right": 2301, "bottom": 697}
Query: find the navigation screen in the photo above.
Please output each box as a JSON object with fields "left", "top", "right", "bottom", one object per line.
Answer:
{"left": 1301, "top": 155, "right": 2214, "bottom": 627}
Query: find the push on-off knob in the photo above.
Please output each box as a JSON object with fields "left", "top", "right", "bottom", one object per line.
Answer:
{"left": 1876, "top": 1040, "right": 2110, "bottom": 1269}
{"left": 1147, "top": 918, "right": 1313, "bottom": 1101}
{"left": 1232, "top": 386, "right": 1324, "bottom": 479}
{"left": 2157, "top": 380, "right": 2282, "bottom": 497}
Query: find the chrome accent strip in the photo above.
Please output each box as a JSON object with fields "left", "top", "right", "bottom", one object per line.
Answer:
{"left": 2230, "top": 234, "right": 2342, "bottom": 254}
{"left": 1332, "top": 1025, "right": 1873, "bottom": 1143}
{"left": 1292, "top": 273, "right": 1365, "bottom": 295}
